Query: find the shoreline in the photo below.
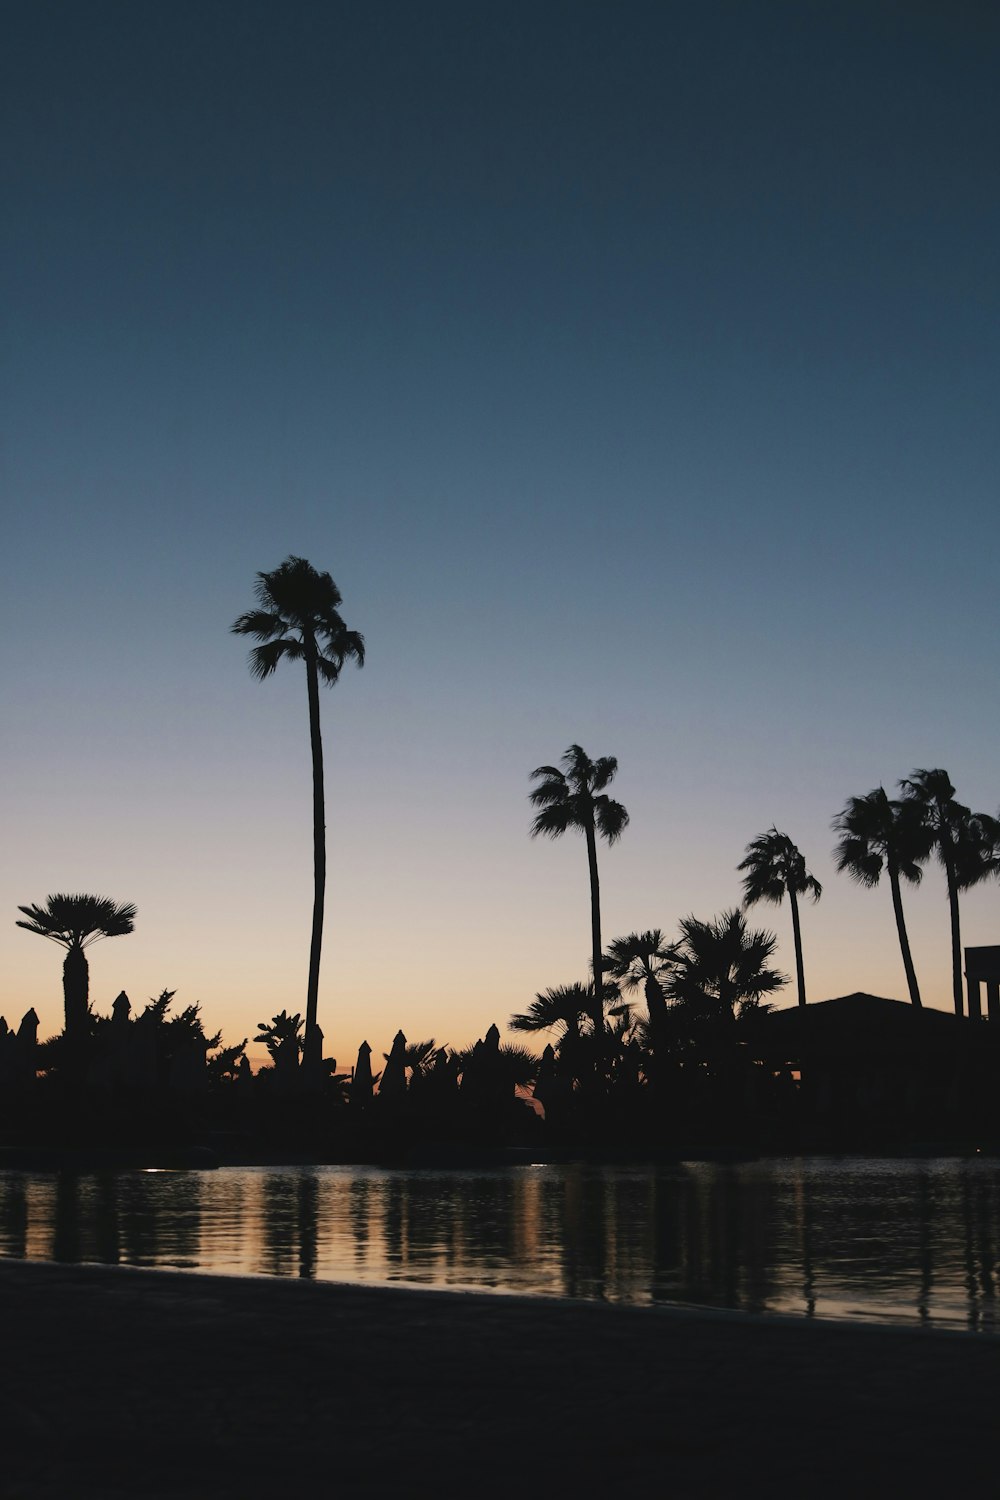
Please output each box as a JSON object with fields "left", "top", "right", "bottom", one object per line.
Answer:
{"left": 3, "top": 1259, "right": 999, "bottom": 1496}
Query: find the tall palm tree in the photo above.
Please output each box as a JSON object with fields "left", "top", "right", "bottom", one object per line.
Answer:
{"left": 602, "top": 929, "right": 675, "bottom": 1049}
{"left": 233, "top": 556, "right": 364, "bottom": 1060}
{"left": 738, "top": 828, "right": 821, "bottom": 1008}
{"left": 529, "top": 744, "right": 628, "bottom": 1044}
{"left": 15, "top": 893, "right": 136, "bottom": 1040}
{"left": 898, "top": 769, "right": 972, "bottom": 1016}
{"left": 832, "top": 787, "right": 933, "bottom": 1008}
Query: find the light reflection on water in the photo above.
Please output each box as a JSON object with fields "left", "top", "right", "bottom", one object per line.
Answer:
{"left": 1, "top": 1158, "right": 999, "bottom": 1331}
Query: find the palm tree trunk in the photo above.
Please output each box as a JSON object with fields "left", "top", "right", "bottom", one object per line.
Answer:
{"left": 644, "top": 972, "right": 669, "bottom": 1042}
{"left": 888, "top": 862, "right": 922, "bottom": 1007}
{"left": 63, "top": 944, "right": 89, "bottom": 1040}
{"left": 584, "top": 820, "right": 605, "bottom": 1046}
{"left": 305, "top": 642, "right": 326, "bottom": 1058}
{"left": 944, "top": 857, "right": 963, "bottom": 1017}
{"left": 788, "top": 888, "right": 807, "bottom": 1008}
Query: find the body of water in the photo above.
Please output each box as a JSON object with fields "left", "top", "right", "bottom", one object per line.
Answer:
{"left": 1, "top": 1157, "right": 998, "bottom": 1332}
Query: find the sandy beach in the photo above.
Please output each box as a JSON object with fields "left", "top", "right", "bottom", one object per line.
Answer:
{"left": 1, "top": 1259, "right": 998, "bottom": 1497}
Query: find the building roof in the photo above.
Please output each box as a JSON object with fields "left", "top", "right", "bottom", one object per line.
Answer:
{"left": 747, "top": 992, "right": 995, "bottom": 1064}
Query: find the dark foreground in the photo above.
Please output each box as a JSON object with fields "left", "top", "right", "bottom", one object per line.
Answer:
{"left": 2, "top": 1260, "right": 999, "bottom": 1498}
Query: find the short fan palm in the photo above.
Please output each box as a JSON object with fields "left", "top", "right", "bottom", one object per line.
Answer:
{"left": 603, "top": 929, "right": 675, "bottom": 1048}
{"left": 16, "top": 893, "right": 136, "bottom": 1040}
{"left": 665, "top": 908, "right": 786, "bottom": 1028}
{"left": 509, "top": 982, "right": 595, "bottom": 1046}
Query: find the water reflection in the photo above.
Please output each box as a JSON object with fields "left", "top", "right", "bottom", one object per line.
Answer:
{"left": 2, "top": 1159, "right": 1000, "bottom": 1332}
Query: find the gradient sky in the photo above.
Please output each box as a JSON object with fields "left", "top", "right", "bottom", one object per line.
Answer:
{"left": 3, "top": 0, "right": 998, "bottom": 1070}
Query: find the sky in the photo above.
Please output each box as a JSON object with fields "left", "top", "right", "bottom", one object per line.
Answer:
{"left": 2, "top": 0, "right": 998, "bottom": 1070}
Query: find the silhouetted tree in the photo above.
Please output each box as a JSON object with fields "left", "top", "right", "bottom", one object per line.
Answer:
{"left": 255, "top": 1010, "right": 304, "bottom": 1061}
{"left": 899, "top": 769, "right": 976, "bottom": 1015}
{"left": 665, "top": 909, "right": 786, "bottom": 1054}
{"left": 453, "top": 1041, "right": 540, "bottom": 1091}
{"left": 15, "top": 894, "right": 136, "bottom": 1042}
{"left": 132, "top": 989, "right": 223, "bottom": 1089}
{"left": 390, "top": 1039, "right": 442, "bottom": 1086}
{"left": 207, "top": 1039, "right": 249, "bottom": 1087}
{"left": 509, "top": 983, "right": 591, "bottom": 1043}
{"left": 603, "top": 929, "right": 675, "bottom": 1052}
{"left": 832, "top": 788, "right": 933, "bottom": 1008}
{"left": 232, "top": 557, "right": 365, "bottom": 1060}
{"left": 529, "top": 745, "right": 628, "bottom": 1046}
{"left": 496, "top": 1043, "right": 542, "bottom": 1091}
{"left": 738, "top": 829, "right": 820, "bottom": 1009}
{"left": 509, "top": 982, "right": 606, "bottom": 1084}
{"left": 956, "top": 811, "right": 1000, "bottom": 896}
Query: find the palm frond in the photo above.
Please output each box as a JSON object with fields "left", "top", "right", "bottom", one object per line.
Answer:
{"left": 602, "top": 929, "right": 674, "bottom": 984}
{"left": 509, "top": 982, "right": 592, "bottom": 1034}
{"left": 530, "top": 802, "right": 576, "bottom": 839}
{"left": 16, "top": 894, "right": 136, "bottom": 948}
{"left": 590, "top": 755, "right": 619, "bottom": 792}
{"left": 253, "top": 556, "right": 344, "bottom": 623}
{"left": 739, "top": 827, "right": 819, "bottom": 905}
{"left": 235, "top": 557, "right": 363, "bottom": 686}
{"left": 318, "top": 626, "right": 365, "bottom": 669}
{"left": 230, "top": 608, "right": 288, "bottom": 642}
{"left": 561, "top": 744, "right": 594, "bottom": 786}
{"left": 528, "top": 777, "right": 569, "bottom": 807}
{"left": 248, "top": 638, "right": 301, "bottom": 680}
{"left": 594, "top": 795, "right": 629, "bottom": 844}
{"left": 529, "top": 764, "right": 564, "bottom": 783}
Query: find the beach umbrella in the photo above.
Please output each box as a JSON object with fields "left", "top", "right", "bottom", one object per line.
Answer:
{"left": 379, "top": 1030, "right": 407, "bottom": 1100}
{"left": 352, "top": 1041, "right": 374, "bottom": 1106}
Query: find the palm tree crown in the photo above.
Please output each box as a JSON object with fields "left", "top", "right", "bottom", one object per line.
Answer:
{"left": 954, "top": 810, "right": 1000, "bottom": 893}
{"left": 602, "top": 929, "right": 675, "bottom": 1049}
{"left": 529, "top": 744, "right": 628, "bottom": 845}
{"left": 232, "top": 556, "right": 364, "bottom": 1065}
{"left": 832, "top": 787, "right": 932, "bottom": 1008}
{"left": 739, "top": 828, "right": 822, "bottom": 907}
{"left": 738, "top": 828, "right": 820, "bottom": 1009}
{"left": 898, "top": 768, "right": 972, "bottom": 1015}
{"left": 665, "top": 908, "right": 786, "bottom": 1021}
{"left": 16, "top": 894, "right": 136, "bottom": 1041}
{"left": 16, "top": 894, "right": 137, "bottom": 950}
{"left": 529, "top": 744, "right": 628, "bottom": 1055}
{"left": 231, "top": 555, "right": 365, "bottom": 683}
{"left": 509, "top": 982, "right": 595, "bottom": 1041}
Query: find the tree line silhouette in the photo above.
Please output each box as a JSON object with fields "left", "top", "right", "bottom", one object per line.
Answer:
{"left": 6, "top": 556, "right": 1000, "bottom": 1161}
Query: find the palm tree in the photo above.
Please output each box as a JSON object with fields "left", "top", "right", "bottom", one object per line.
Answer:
{"left": 392, "top": 1038, "right": 443, "bottom": 1086}
{"left": 15, "top": 893, "right": 136, "bottom": 1041}
{"left": 453, "top": 1041, "right": 541, "bottom": 1092}
{"left": 254, "top": 1009, "right": 305, "bottom": 1061}
{"left": 509, "top": 982, "right": 594, "bottom": 1047}
{"left": 956, "top": 810, "right": 1000, "bottom": 895}
{"left": 233, "top": 556, "right": 364, "bottom": 1060}
{"left": 529, "top": 744, "right": 628, "bottom": 1044}
{"left": 832, "top": 787, "right": 933, "bottom": 1008}
{"left": 665, "top": 908, "right": 786, "bottom": 1037}
{"left": 738, "top": 828, "right": 821, "bottom": 1009}
{"left": 602, "top": 929, "right": 675, "bottom": 1050}
{"left": 898, "top": 769, "right": 973, "bottom": 1016}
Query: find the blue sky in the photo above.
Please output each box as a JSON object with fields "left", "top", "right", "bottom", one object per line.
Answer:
{"left": 3, "top": 0, "right": 998, "bottom": 1064}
